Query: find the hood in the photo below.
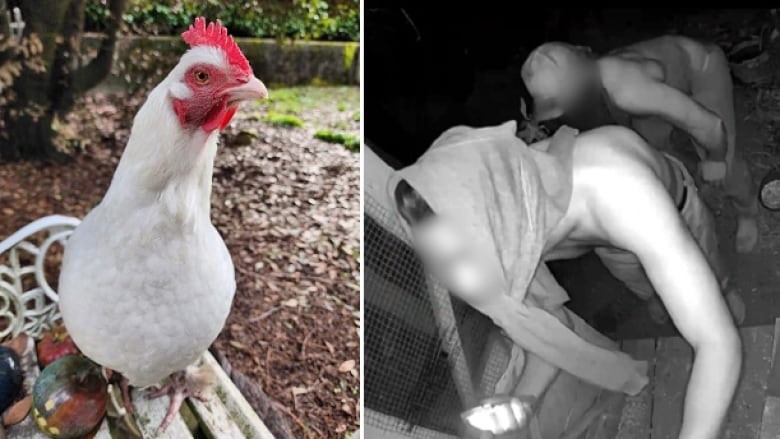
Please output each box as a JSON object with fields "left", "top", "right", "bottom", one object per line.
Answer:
{"left": 389, "top": 120, "right": 573, "bottom": 305}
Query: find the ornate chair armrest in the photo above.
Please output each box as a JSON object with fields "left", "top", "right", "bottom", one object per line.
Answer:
{"left": 0, "top": 215, "right": 81, "bottom": 340}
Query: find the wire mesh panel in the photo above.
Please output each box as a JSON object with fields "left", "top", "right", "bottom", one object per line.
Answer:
{"left": 364, "top": 190, "right": 509, "bottom": 437}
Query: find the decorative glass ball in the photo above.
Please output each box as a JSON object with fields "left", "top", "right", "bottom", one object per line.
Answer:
{"left": 32, "top": 355, "right": 107, "bottom": 438}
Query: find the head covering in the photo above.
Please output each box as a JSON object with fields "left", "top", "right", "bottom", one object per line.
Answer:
{"left": 389, "top": 121, "right": 648, "bottom": 395}
{"left": 522, "top": 42, "right": 593, "bottom": 121}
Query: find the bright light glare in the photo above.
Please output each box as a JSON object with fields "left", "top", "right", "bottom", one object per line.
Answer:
{"left": 461, "top": 396, "right": 532, "bottom": 434}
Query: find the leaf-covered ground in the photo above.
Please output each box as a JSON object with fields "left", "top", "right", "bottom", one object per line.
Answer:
{"left": 0, "top": 86, "right": 360, "bottom": 438}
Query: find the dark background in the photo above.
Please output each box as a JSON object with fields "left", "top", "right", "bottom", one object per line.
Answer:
{"left": 365, "top": 6, "right": 759, "bottom": 166}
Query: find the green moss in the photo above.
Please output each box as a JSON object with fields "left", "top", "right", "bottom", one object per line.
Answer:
{"left": 268, "top": 88, "right": 301, "bottom": 103}
{"left": 344, "top": 42, "right": 359, "bottom": 73}
{"left": 314, "top": 130, "right": 360, "bottom": 152}
{"left": 264, "top": 111, "right": 304, "bottom": 128}
{"left": 233, "top": 413, "right": 253, "bottom": 439}
{"left": 261, "top": 86, "right": 358, "bottom": 115}
{"left": 179, "top": 401, "right": 201, "bottom": 433}
{"left": 215, "top": 386, "right": 228, "bottom": 405}
{"left": 137, "top": 414, "right": 150, "bottom": 428}
{"left": 264, "top": 88, "right": 303, "bottom": 114}
{"left": 352, "top": 111, "right": 360, "bottom": 122}
{"left": 310, "top": 77, "right": 332, "bottom": 87}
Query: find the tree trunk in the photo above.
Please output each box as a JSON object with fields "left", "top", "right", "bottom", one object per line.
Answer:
{"left": 1, "top": 0, "right": 69, "bottom": 160}
{"left": 0, "top": 0, "right": 126, "bottom": 161}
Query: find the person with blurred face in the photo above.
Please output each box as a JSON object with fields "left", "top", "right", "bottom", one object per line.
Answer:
{"left": 392, "top": 121, "right": 743, "bottom": 439}
{"left": 522, "top": 36, "right": 758, "bottom": 254}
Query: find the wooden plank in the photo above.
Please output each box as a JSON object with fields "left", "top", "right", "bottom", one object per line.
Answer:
{"left": 187, "top": 395, "right": 246, "bottom": 438}
{"left": 536, "top": 369, "right": 601, "bottom": 439}
{"left": 131, "top": 387, "right": 194, "bottom": 439}
{"left": 766, "top": 319, "right": 780, "bottom": 397}
{"left": 616, "top": 338, "right": 656, "bottom": 439}
{"left": 759, "top": 319, "right": 780, "bottom": 439}
{"left": 198, "top": 351, "right": 276, "bottom": 439}
{"left": 92, "top": 419, "right": 112, "bottom": 439}
{"left": 760, "top": 397, "right": 780, "bottom": 439}
{"left": 724, "top": 325, "right": 774, "bottom": 439}
{"left": 651, "top": 336, "right": 693, "bottom": 439}
{"left": 583, "top": 391, "right": 626, "bottom": 439}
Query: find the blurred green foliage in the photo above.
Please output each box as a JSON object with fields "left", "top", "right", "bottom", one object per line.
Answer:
{"left": 314, "top": 129, "right": 359, "bottom": 151}
{"left": 264, "top": 111, "right": 305, "bottom": 127}
{"left": 86, "top": 0, "right": 359, "bottom": 42}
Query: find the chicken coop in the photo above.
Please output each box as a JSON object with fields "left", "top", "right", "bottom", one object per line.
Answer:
{"left": 0, "top": 216, "right": 275, "bottom": 438}
{"left": 364, "top": 144, "right": 780, "bottom": 439}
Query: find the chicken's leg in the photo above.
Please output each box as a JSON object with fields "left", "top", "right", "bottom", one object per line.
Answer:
{"left": 146, "top": 366, "right": 214, "bottom": 433}
{"left": 120, "top": 375, "right": 136, "bottom": 416}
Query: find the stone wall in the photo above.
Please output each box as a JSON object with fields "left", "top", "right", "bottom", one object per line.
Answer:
{"left": 84, "top": 34, "right": 359, "bottom": 93}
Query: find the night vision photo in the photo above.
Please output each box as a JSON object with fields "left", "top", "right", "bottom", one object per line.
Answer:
{"left": 364, "top": 6, "right": 780, "bottom": 439}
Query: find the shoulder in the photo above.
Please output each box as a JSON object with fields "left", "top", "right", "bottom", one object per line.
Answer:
{"left": 621, "top": 35, "right": 699, "bottom": 58}
{"left": 570, "top": 126, "right": 670, "bottom": 218}
{"left": 599, "top": 37, "right": 689, "bottom": 87}
{"left": 550, "top": 126, "right": 677, "bottom": 250}
{"left": 597, "top": 55, "right": 653, "bottom": 101}
{"left": 572, "top": 125, "right": 656, "bottom": 170}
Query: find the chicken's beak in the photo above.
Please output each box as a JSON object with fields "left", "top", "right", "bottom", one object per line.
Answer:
{"left": 227, "top": 76, "right": 268, "bottom": 104}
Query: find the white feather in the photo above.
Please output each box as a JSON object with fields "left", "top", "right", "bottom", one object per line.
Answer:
{"left": 58, "top": 46, "right": 236, "bottom": 387}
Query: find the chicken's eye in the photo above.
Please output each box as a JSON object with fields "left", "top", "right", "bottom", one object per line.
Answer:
{"left": 193, "top": 69, "right": 209, "bottom": 84}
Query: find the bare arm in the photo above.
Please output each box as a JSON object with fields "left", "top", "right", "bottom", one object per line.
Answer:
{"left": 591, "top": 163, "right": 740, "bottom": 439}
{"left": 511, "top": 295, "right": 571, "bottom": 398}
{"left": 600, "top": 59, "right": 727, "bottom": 161}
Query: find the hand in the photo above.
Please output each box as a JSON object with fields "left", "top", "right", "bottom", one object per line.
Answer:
{"left": 699, "top": 160, "right": 727, "bottom": 185}
{"left": 692, "top": 119, "right": 728, "bottom": 162}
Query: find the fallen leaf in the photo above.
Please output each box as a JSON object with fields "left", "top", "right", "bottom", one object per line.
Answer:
{"left": 325, "top": 341, "right": 335, "bottom": 355}
{"left": 228, "top": 340, "right": 248, "bottom": 351}
{"left": 3, "top": 395, "right": 32, "bottom": 426}
{"left": 2, "top": 333, "right": 29, "bottom": 357}
{"left": 281, "top": 298, "right": 298, "bottom": 307}
{"left": 291, "top": 386, "right": 311, "bottom": 396}
{"left": 338, "top": 359, "right": 355, "bottom": 373}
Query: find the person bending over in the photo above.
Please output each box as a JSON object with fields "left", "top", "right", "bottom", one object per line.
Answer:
{"left": 522, "top": 35, "right": 758, "bottom": 253}
{"left": 391, "top": 121, "right": 741, "bottom": 439}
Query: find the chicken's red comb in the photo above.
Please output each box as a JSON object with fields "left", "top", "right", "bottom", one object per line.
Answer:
{"left": 182, "top": 17, "right": 251, "bottom": 75}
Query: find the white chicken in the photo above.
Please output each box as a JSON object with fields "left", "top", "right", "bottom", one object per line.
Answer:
{"left": 58, "top": 17, "right": 267, "bottom": 432}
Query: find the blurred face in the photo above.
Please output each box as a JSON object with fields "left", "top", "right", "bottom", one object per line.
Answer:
{"left": 412, "top": 217, "right": 502, "bottom": 302}
{"left": 522, "top": 43, "right": 597, "bottom": 121}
